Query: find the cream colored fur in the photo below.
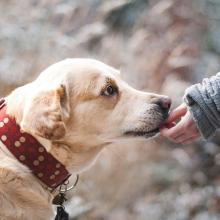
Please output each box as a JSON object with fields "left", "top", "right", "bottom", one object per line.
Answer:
{"left": 0, "top": 58, "right": 169, "bottom": 220}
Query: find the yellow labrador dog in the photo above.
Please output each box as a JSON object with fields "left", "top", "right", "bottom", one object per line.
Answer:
{"left": 0, "top": 59, "right": 170, "bottom": 220}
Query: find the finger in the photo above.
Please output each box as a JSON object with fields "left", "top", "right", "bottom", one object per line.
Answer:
{"left": 175, "top": 134, "right": 199, "bottom": 144}
{"left": 182, "top": 139, "right": 194, "bottom": 145}
{"left": 160, "top": 119, "right": 186, "bottom": 139}
{"left": 161, "top": 122, "right": 176, "bottom": 129}
{"left": 160, "top": 125, "right": 183, "bottom": 140}
{"left": 181, "top": 136, "right": 200, "bottom": 145}
{"left": 171, "top": 123, "right": 199, "bottom": 140}
{"left": 163, "top": 110, "right": 198, "bottom": 139}
{"left": 160, "top": 128, "right": 179, "bottom": 142}
{"left": 166, "top": 103, "right": 187, "bottom": 124}
{"left": 172, "top": 133, "right": 186, "bottom": 141}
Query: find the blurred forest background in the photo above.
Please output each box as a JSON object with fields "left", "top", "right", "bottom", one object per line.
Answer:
{"left": 1, "top": 0, "right": 220, "bottom": 219}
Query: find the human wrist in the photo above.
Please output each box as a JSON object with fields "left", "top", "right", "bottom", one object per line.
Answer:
{"left": 184, "top": 88, "right": 216, "bottom": 139}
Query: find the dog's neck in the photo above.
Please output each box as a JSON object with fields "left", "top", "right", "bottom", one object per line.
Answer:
{"left": 0, "top": 102, "right": 72, "bottom": 189}
{"left": 5, "top": 88, "right": 105, "bottom": 175}
{"left": 5, "top": 86, "right": 65, "bottom": 160}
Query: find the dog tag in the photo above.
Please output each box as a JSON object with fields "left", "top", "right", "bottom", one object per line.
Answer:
{"left": 55, "top": 206, "right": 69, "bottom": 220}
{"left": 52, "top": 193, "right": 67, "bottom": 206}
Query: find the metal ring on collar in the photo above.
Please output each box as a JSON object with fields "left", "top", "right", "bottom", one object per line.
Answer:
{"left": 59, "top": 174, "right": 79, "bottom": 193}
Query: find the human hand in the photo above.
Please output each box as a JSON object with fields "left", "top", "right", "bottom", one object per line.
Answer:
{"left": 160, "top": 103, "right": 201, "bottom": 144}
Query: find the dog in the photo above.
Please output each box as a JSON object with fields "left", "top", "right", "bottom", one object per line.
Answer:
{"left": 0, "top": 58, "right": 171, "bottom": 220}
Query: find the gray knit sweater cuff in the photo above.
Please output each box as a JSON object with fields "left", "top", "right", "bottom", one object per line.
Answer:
{"left": 184, "top": 85, "right": 216, "bottom": 139}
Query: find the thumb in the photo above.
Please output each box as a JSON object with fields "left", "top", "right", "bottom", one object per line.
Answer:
{"left": 166, "top": 103, "right": 187, "bottom": 124}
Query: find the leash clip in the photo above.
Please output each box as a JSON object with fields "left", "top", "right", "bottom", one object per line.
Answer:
{"left": 53, "top": 175, "right": 79, "bottom": 220}
{"left": 52, "top": 174, "right": 79, "bottom": 206}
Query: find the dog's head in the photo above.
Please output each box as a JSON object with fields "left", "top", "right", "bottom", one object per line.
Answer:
{"left": 12, "top": 59, "right": 170, "bottom": 171}
{"left": 20, "top": 59, "right": 170, "bottom": 143}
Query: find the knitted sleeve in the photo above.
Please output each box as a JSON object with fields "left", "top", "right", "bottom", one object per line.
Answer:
{"left": 184, "top": 72, "right": 220, "bottom": 139}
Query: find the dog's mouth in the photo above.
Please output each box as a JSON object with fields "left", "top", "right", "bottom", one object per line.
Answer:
{"left": 123, "top": 111, "right": 169, "bottom": 139}
{"left": 124, "top": 127, "right": 160, "bottom": 138}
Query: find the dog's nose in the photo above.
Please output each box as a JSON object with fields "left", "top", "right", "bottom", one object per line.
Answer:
{"left": 158, "top": 97, "right": 171, "bottom": 110}
{"left": 152, "top": 97, "right": 171, "bottom": 113}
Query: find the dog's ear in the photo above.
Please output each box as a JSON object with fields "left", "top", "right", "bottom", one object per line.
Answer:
{"left": 21, "top": 84, "right": 70, "bottom": 140}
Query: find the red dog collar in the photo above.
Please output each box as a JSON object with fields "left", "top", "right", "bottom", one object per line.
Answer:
{"left": 0, "top": 99, "right": 71, "bottom": 190}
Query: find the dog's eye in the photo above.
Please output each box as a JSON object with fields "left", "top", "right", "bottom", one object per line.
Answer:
{"left": 102, "top": 85, "right": 118, "bottom": 96}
